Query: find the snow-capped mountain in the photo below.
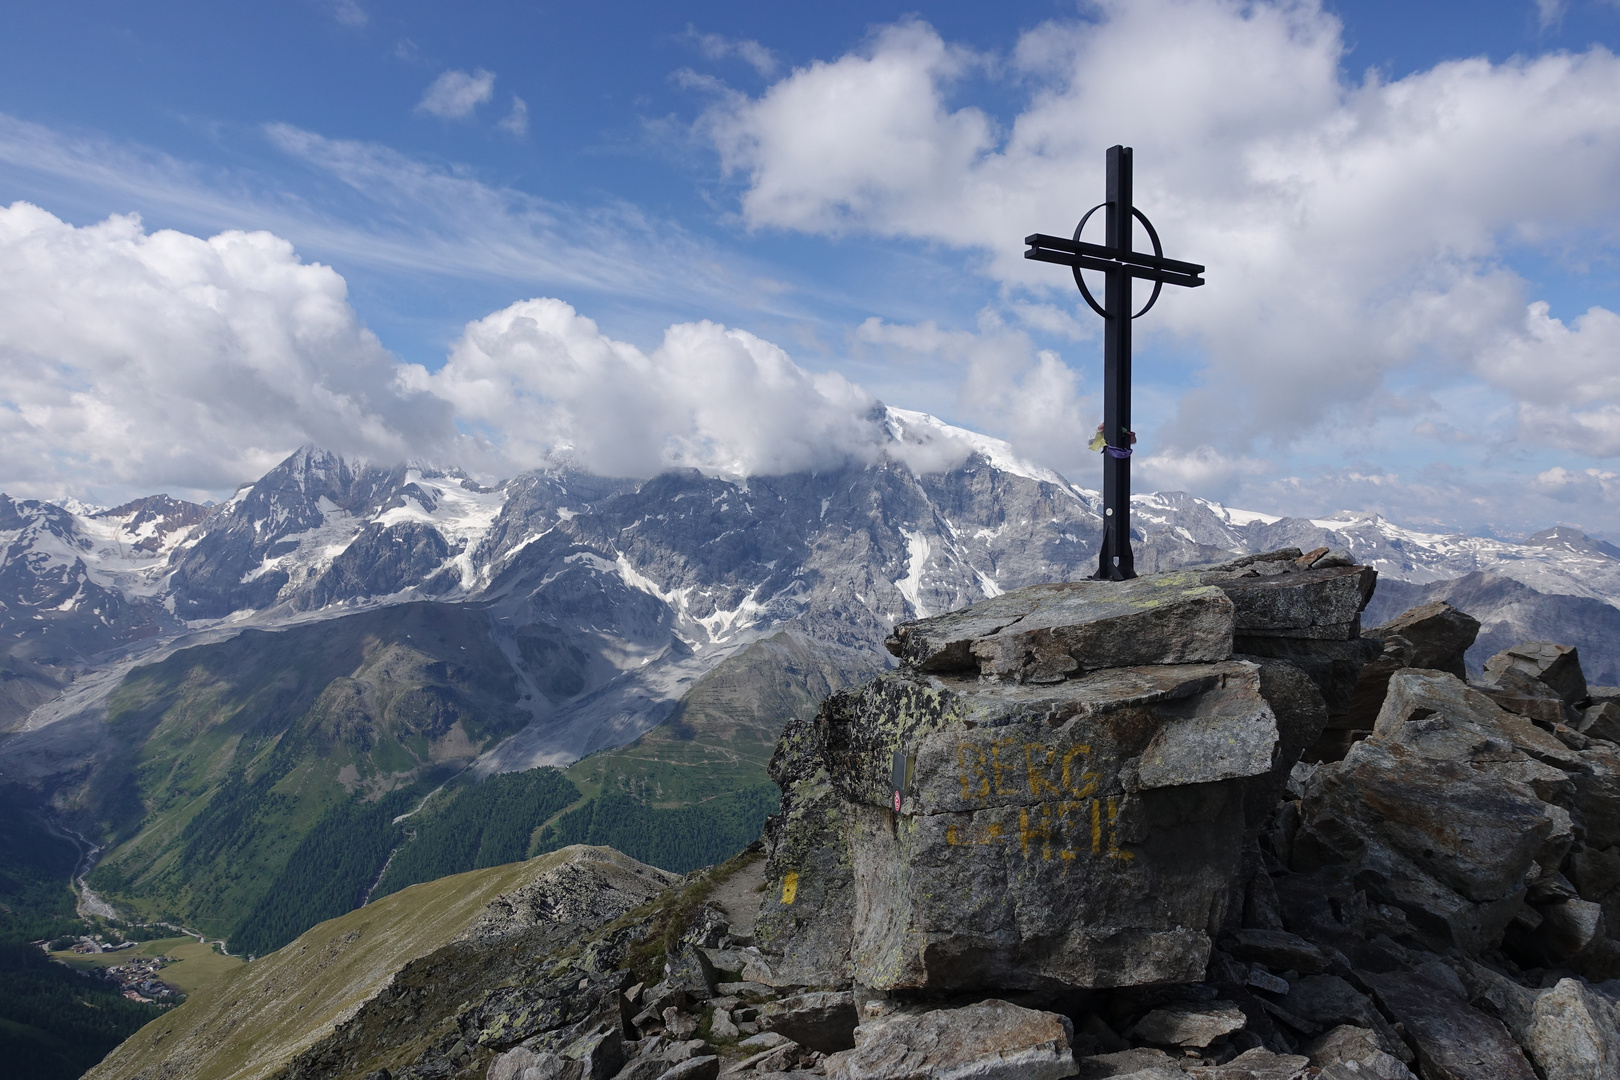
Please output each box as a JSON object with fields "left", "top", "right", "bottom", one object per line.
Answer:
{"left": 4, "top": 407, "right": 1620, "bottom": 750}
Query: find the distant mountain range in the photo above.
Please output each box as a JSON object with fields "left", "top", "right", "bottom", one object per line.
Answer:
{"left": 3, "top": 406, "right": 1618, "bottom": 953}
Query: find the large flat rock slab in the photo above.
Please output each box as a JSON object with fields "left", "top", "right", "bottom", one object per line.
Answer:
{"left": 803, "top": 661, "right": 1281, "bottom": 990}
{"left": 1199, "top": 561, "right": 1377, "bottom": 641}
{"left": 885, "top": 574, "right": 1235, "bottom": 683}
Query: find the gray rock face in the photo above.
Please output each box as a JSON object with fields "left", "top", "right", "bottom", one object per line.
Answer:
{"left": 1198, "top": 557, "right": 1377, "bottom": 641}
{"left": 1365, "top": 971, "right": 1537, "bottom": 1080}
{"left": 824, "top": 999, "right": 1079, "bottom": 1080}
{"left": 753, "top": 711, "right": 859, "bottom": 987}
{"left": 826, "top": 661, "right": 1279, "bottom": 990}
{"left": 1127, "top": 1003, "right": 1245, "bottom": 1048}
{"left": 1521, "top": 978, "right": 1620, "bottom": 1080}
{"left": 1484, "top": 641, "right": 1589, "bottom": 705}
{"left": 1305, "top": 1026, "right": 1415, "bottom": 1080}
{"left": 756, "top": 558, "right": 1391, "bottom": 993}
{"left": 1298, "top": 669, "right": 1577, "bottom": 951}
{"left": 757, "top": 991, "right": 857, "bottom": 1053}
{"left": 300, "top": 520, "right": 453, "bottom": 609}
{"left": 1372, "top": 601, "right": 1480, "bottom": 679}
{"left": 883, "top": 575, "right": 1235, "bottom": 682}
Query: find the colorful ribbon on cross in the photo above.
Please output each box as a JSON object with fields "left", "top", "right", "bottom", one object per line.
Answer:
{"left": 1089, "top": 424, "right": 1137, "bottom": 457}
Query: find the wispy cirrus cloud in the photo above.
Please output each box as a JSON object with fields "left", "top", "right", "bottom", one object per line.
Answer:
{"left": 688, "top": 28, "right": 780, "bottom": 77}
{"left": 0, "top": 111, "right": 788, "bottom": 315}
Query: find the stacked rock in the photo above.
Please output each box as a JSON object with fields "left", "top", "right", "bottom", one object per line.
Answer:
{"left": 753, "top": 548, "right": 1378, "bottom": 995}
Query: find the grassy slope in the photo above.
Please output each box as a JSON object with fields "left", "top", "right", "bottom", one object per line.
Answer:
{"left": 85, "top": 849, "right": 619, "bottom": 1080}
{"left": 85, "top": 603, "right": 530, "bottom": 945}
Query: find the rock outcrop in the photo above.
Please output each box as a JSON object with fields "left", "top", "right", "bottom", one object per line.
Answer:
{"left": 753, "top": 553, "right": 1371, "bottom": 995}
{"left": 84, "top": 549, "right": 1620, "bottom": 1080}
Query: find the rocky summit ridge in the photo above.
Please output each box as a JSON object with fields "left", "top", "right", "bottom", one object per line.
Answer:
{"left": 88, "top": 548, "right": 1620, "bottom": 1080}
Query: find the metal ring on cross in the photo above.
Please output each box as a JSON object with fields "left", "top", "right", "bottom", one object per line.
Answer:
{"left": 1071, "top": 203, "right": 1166, "bottom": 320}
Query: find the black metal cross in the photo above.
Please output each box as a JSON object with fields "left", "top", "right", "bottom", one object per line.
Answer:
{"left": 1025, "top": 145, "right": 1204, "bottom": 581}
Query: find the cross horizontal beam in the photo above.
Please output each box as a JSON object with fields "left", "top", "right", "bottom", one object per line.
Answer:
{"left": 1024, "top": 233, "right": 1205, "bottom": 288}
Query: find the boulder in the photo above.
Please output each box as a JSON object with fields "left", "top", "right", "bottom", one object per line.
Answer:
{"left": 488, "top": 1021, "right": 625, "bottom": 1080}
{"left": 1331, "top": 602, "right": 1482, "bottom": 734}
{"left": 1286, "top": 976, "right": 1409, "bottom": 1063}
{"left": 708, "top": 1009, "right": 739, "bottom": 1040}
{"left": 1365, "top": 971, "right": 1537, "bottom": 1080}
{"left": 1479, "top": 667, "right": 1577, "bottom": 727}
{"left": 823, "top": 999, "right": 1078, "bottom": 1080}
{"left": 1198, "top": 560, "right": 1377, "bottom": 642}
{"left": 1297, "top": 669, "right": 1576, "bottom": 952}
{"left": 1567, "top": 844, "right": 1620, "bottom": 930}
{"left": 1073, "top": 1047, "right": 1180, "bottom": 1079}
{"left": 1581, "top": 700, "right": 1620, "bottom": 742}
{"left": 753, "top": 710, "right": 857, "bottom": 988}
{"left": 1194, "top": 555, "right": 1379, "bottom": 718}
{"left": 1372, "top": 601, "right": 1480, "bottom": 679}
{"left": 664, "top": 945, "right": 718, "bottom": 1001}
{"left": 651, "top": 1057, "right": 718, "bottom": 1080}
{"left": 757, "top": 991, "right": 857, "bottom": 1053}
{"left": 1127, "top": 1002, "right": 1246, "bottom": 1048}
{"left": 1304, "top": 1026, "right": 1415, "bottom": 1080}
{"left": 883, "top": 575, "right": 1235, "bottom": 682}
{"left": 1521, "top": 977, "right": 1620, "bottom": 1080}
{"left": 1240, "top": 636, "right": 1381, "bottom": 719}
{"left": 1219, "top": 929, "right": 1331, "bottom": 975}
{"left": 1484, "top": 642, "right": 1588, "bottom": 705}
{"left": 662, "top": 1008, "right": 699, "bottom": 1040}
{"left": 821, "top": 661, "right": 1283, "bottom": 989}
{"left": 1503, "top": 896, "right": 1608, "bottom": 971}
{"left": 1573, "top": 743, "right": 1620, "bottom": 850}
{"left": 488, "top": 1048, "right": 576, "bottom": 1080}
{"left": 1181, "top": 1049, "right": 1312, "bottom": 1078}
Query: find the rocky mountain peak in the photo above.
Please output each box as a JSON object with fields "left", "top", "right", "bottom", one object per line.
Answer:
{"left": 91, "top": 494, "right": 210, "bottom": 553}
{"left": 1523, "top": 524, "right": 1620, "bottom": 560}
{"left": 85, "top": 553, "right": 1620, "bottom": 1080}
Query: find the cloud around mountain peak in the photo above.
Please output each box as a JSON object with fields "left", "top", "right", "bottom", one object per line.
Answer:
{"left": 0, "top": 201, "right": 457, "bottom": 500}
{"left": 0, "top": 204, "right": 1011, "bottom": 502}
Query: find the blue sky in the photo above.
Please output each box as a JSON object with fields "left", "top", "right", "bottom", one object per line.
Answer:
{"left": 4, "top": 0, "right": 1620, "bottom": 538}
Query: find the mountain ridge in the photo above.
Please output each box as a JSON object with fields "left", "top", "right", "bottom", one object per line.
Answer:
{"left": 5, "top": 410, "right": 1620, "bottom": 963}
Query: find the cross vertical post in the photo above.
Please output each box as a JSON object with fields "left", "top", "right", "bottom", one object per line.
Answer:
{"left": 1023, "top": 145, "right": 1205, "bottom": 583}
{"left": 1100, "top": 145, "right": 1134, "bottom": 580}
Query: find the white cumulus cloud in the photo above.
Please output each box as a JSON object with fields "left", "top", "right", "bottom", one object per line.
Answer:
{"left": 407, "top": 297, "right": 882, "bottom": 479}
{"left": 0, "top": 203, "right": 456, "bottom": 501}
{"left": 698, "top": 0, "right": 1620, "bottom": 476}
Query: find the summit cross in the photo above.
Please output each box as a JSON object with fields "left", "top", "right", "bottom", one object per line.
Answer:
{"left": 1024, "top": 145, "right": 1205, "bottom": 581}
